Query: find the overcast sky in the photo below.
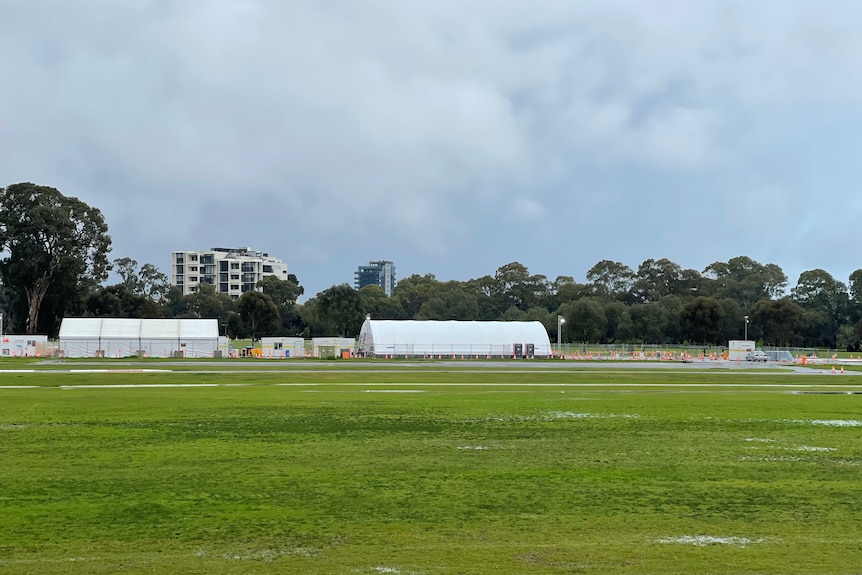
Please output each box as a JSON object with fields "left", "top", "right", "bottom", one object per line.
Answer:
{"left": 2, "top": 0, "right": 861, "bottom": 298}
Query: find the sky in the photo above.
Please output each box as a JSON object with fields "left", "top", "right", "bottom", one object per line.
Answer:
{"left": 2, "top": 0, "right": 861, "bottom": 299}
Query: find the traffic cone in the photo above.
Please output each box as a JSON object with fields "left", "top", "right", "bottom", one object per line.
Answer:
{"left": 840, "top": 366, "right": 845, "bottom": 374}
{"left": 832, "top": 366, "right": 836, "bottom": 374}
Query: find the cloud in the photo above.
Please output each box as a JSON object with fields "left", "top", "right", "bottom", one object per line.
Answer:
{"left": 2, "top": 0, "right": 862, "bottom": 295}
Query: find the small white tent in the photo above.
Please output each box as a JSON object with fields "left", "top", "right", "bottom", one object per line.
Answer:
{"left": 58, "top": 318, "right": 220, "bottom": 358}
{"left": 358, "top": 319, "right": 552, "bottom": 358}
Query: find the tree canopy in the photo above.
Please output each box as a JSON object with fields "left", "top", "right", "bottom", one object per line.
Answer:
{"left": 0, "top": 183, "right": 111, "bottom": 335}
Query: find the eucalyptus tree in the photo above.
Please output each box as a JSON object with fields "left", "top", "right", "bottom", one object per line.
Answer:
{"left": 791, "top": 269, "right": 848, "bottom": 347}
{"left": 0, "top": 183, "right": 111, "bottom": 334}
{"left": 586, "top": 260, "right": 635, "bottom": 302}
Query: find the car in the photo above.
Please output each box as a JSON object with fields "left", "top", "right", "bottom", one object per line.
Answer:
{"left": 746, "top": 351, "right": 768, "bottom": 362}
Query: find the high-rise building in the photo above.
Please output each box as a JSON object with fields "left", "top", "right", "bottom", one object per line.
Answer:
{"left": 354, "top": 260, "right": 396, "bottom": 296}
{"left": 171, "top": 247, "right": 288, "bottom": 298}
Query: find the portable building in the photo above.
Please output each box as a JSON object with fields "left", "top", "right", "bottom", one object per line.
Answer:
{"left": 312, "top": 337, "right": 356, "bottom": 358}
{"left": 727, "top": 340, "right": 756, "bottom": 361}
{"left": 260, "top": 337, "right": 306, "bottom": 359}
{"left": 358, "top": 319, "right": 552, "bottom": 358}
{"left": 1, "top": 335, "right": 50, "bottom": 357}
{"left": 58, "top": 318, "right": 220, "bottom": 358}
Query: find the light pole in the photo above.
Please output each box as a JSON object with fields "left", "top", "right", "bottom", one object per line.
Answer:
{"left": 557, "top": 315, "right": 565, "bottom": 356}
{"left": 744, "top": 315, "right": 749, "bottom": 340}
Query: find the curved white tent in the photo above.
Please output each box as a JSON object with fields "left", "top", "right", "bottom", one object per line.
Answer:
{"left": 358, "top": 319, "right": 552, "bottom": 358}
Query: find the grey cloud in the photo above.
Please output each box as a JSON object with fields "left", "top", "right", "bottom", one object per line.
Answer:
{"left": 2, "top": 0, "right": 861, "bottom": 296}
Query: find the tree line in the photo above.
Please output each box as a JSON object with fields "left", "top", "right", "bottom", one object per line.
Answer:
{"left": 3, "top": 183, "right": 862, "bottom": 349}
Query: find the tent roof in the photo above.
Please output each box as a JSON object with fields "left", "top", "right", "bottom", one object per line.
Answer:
{"left": 359, "top": 320, "right": 551, "bottom": 347}
{"left": 59, "top": 318, "right": 218, "bottom": 339}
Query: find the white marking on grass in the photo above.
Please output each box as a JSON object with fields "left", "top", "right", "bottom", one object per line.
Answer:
{"left": 60, "top": 384, "right": 220, "bottom": 389}
{"left": 656, "top": 535, "right": 766, "bottom": 547}
{"left": 0, "top": 385, "right": 39, "bottom": 389}
{"left": 744, "top": 438, "right": 775, "bottom": 443}
{"left": 794, "top": 446, "right": 836, "bottom": 452}
{"left": 458, "top": 445, "right": 490, "bottom": 450}
{"left": 363, "top": 390, "right": 425, "bottom": 393}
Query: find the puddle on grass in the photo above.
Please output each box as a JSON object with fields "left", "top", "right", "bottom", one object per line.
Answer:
{"left": 547, "top": 411, "right": 641, "bottom": 420}
{"left": 194, "top": 547, "right": 318, "bottom": 561}
{"left": 656, "top": 535, "right": 767, "bottom": 547}
{"left": 785, "top": 419, "right": 862, "bottom": 427}
{"left": 740, "top": 456, "right": 806, "bottom": 462}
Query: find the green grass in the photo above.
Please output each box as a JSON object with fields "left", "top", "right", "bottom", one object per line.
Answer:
{"left": 1, "top": 366, "right": 862, "bottom": 574}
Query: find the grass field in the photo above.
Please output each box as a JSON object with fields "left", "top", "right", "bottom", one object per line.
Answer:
{"left": 2, "top": 362, "right": 861, "bottom": 574}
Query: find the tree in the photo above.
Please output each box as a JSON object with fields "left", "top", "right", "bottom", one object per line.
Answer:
{"left": 416, "top": 282, "right": 479, "bottom": 320}
{"left": 603, "top": 301, "right": 632, "bottom": 343}
{"left": 751, "top": 299, "right": 805, "bottom": 347}
{"left": 394, "top": 274, "right": 438, "bottom": 318}
{"left": 680, "top": 296, "right": 725, "bottom": 344}
{"left": 112, "top": 257, "right": 169, "bottom": 301}
{"left": 259, "top": 274, "right": 306, "bottom": 335}
{"left": 586, "top": 260, "right": 635, "bottom": 302}
{"left": 86, "top": 284, "right": 162, "bottom": 318}
{"left": 560, "top": 298, "right": 606, "bottom": 344}
{"left": 236, "top": 290, "right": 279, "bottom": 341}
{"left": 703, "top": 256, "right": 787, "bottom": 310}
{"left": 182, "top": 284, "right": 235, "bottom": 324}
{"left": 316, "top": 284, "right": 363, "bottom": 337}
{"left": 0, "top": 183, "right": 111, "bottom": 335}
{"left": 629, "top": 303, "right": 665, "bottom": 344}
{"left": 791, "top": 269, "right": 848, "bottom": 348}
{"left": 359, "top": 285, "right": 404, "bottom": 319}
{"left": 632, "top": 258, "right": 683, "bottom": 303}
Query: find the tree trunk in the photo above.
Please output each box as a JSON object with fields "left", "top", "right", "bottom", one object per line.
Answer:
{"left": 25, "top": 279, "right": 50, "bottom": 335}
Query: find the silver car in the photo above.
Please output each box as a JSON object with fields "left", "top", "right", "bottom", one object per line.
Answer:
{"left": 745, "top": 351, "right": 768, "bottom": 362}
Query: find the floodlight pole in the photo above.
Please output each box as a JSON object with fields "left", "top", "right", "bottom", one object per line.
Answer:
{"left": 744, "top": 315, "right": 749, "bottom": 340}
{"left": 557, "top": 315, "right": 565, "bottom": 356}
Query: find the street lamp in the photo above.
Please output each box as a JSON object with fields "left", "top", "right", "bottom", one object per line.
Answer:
{"left": 744, "top": 315, "right": 749, "bottom": 340}
{"left": 557, "top": 315, "right": 565, "bottom": 356}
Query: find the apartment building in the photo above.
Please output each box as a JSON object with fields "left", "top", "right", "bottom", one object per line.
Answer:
{"left": 171, "top": 247, "right": 288, "bottom": 298}
{"left": 354, "top": 260, "right": 396, "bottom": 296}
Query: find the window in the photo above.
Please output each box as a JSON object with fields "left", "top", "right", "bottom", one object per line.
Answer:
{"left": 231, "top": 284, "right": 240, "bottom": 291}
{"left": 231, "top": 263, "right": 239, "bottom": 270}
{"left": 190, "top": 276, "right": 198, "bottom": 282}
{"left": 175, "top": 254, "right": 184, "bottom": 263}
{"left": 241, "top": 262, "right": 255, "bottom": 272}
{"left": 230, "top": 274, "right": 239, "bottom": 280}
{"left": 275, "top": 342, "right": 283, "bottom": 350}
{"left": 190, "top": 266, "right": 197, "bottom": 272}
{"left": 176, "top": 265, "right": 184, "bottom": 274}
{"left": 190, "top": 286, "right": 197, "bottom": 293}
{"left": 220, "top": 273, "right": 228, "bottom": 282}
{"left": 190, "top": 254, "right": 198, "bottom": 262}
{"left": 263, "top": 265, "right": 273, "bottom": 273}
{"left": 200, "top": 254, "right": 214, "bottom": 265}
{"left": 219, "top": 261, "right": 228, "bottom": 271}
{"left": 219, "top": 283, "right": 228, "bottom": 292}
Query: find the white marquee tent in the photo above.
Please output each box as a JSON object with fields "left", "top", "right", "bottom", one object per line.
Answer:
{"left": 58, "top": 318, "right": 220, "bottom": 358}
{"left": 358, "top": 319, "right": 552, "bottom": 358}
